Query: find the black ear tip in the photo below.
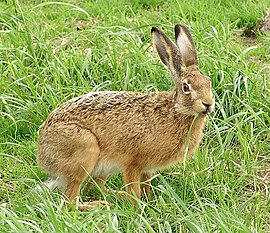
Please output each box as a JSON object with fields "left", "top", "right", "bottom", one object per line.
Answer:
{"left": 151, "top": 27, "right": 159, "bottom": 33}
{"left": 174, "top": 24, "right": 186, "bottom": 32}
{"left": 174, "top": 24, "right": 181, "bottom": 38}
{"left": 174, "top": 24, "right": 190, "bottom": 40}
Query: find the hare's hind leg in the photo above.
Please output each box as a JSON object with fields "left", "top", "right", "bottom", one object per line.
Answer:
{"left": 63, "top": 132, "right": 101, "bottom": 203}
{"left": 39, "top": 124, "right": 102, "bottom": 209}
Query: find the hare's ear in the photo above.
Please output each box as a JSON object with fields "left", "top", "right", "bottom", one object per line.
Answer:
{"left": 174, "top": 24, "right": 198, "bottom": 67}
{"left": 151, "top": 27, "right": 182, "bottom": 79}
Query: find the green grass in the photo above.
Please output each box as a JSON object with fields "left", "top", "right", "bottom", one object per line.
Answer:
{"left": 1, "top": 0, "right": 270, "bottom": 232}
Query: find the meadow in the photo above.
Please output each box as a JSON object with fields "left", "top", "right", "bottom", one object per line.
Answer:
{"left": 0, "top": 0, "right": 269, "bottom": 232}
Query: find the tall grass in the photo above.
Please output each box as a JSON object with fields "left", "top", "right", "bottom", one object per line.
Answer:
{"left": 1, "top": 0, "right": 269, "bottom": 232}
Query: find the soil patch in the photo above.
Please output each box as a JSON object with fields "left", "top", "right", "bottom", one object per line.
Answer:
{"left": 242, "top": 11, "right": 270, "bottom": 39}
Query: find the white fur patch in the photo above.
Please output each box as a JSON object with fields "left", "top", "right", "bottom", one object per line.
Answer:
{"left": 91, "top": 160, "right": 122, "bottom": 177}
{"left": 176, "top": 33, "right": 190, "bottom": 57}
{"left": 35, "top": 177, "right": 66, "bottom": 192}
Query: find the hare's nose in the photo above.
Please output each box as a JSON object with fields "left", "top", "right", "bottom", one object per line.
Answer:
{"left": 202, "top": 102, "right": 211, "bottom": 111}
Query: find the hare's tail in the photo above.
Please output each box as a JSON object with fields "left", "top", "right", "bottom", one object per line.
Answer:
{"left": 35, "top": 176, "right": 66, "bottom": 193}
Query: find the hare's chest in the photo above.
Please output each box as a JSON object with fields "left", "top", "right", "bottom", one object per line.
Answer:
{"left": 141, "top": 122, "right": 205, "bottom": 170}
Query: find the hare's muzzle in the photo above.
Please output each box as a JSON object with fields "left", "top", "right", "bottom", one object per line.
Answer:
{"left": 200, "top": 101, "right": 214, "bottom": 117}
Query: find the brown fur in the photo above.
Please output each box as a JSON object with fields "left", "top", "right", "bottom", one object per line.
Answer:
{"left": 37, "top": 24, "right": 215, "bottom": 206}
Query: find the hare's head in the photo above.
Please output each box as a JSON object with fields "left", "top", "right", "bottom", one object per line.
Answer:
{"left": 151, "top": 24, "right": 215, "bottom": 117}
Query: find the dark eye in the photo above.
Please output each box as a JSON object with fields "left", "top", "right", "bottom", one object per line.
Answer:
{"left": 182, "top": 83, "right": 191, "bottom": 94}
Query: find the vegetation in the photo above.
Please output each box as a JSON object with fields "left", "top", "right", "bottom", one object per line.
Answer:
{"left": 0, "top": 0, "right": 269, "bottom": 232}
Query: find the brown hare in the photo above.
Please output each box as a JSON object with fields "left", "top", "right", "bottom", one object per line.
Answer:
{"left": 37, "top": 24, "right": 215, "bottom": 209}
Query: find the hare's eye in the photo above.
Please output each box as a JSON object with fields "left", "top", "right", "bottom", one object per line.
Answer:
{"left": 182, "top": 83, "right": 191, "bottom": 94}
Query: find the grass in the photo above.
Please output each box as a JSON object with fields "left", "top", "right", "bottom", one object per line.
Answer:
{"left": 0, "top": 0, "right": 270, "bottom": 232}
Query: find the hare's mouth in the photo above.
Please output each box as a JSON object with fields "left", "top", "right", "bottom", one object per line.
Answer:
{"left": 200, "top": 111, "right": 208, "bottom": 117}
{"left": 199, "top": 102, "right": 214, "bottom": 117}
{"left": 200, "top": 108, "right": 212, "bottom": 117}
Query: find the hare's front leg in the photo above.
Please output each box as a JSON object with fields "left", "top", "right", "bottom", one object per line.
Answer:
{"left": 84, "top": 175, "right": 108, "bottom": 193}
{"left": 123, "top": 166, "right": 142, "bottom": 201}
{"left": 141, "top": 172, "right": 152, "bottom": 196}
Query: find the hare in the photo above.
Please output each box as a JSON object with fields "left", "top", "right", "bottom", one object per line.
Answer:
{"left": 37, "top": 24, "right": 215, "bottom": 208}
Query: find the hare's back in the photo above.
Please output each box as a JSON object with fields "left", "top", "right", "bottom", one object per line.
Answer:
{"left": 46, "top": 91, "right": 171, "bottom": 125}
